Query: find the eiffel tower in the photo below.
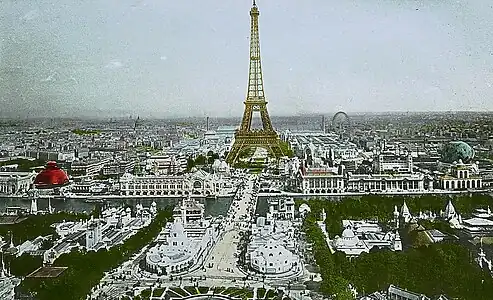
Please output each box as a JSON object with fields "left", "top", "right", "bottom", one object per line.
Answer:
{"left": 226, "top": 0, "right": 285, "bottom": 164}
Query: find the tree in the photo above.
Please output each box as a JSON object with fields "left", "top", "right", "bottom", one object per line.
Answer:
{"left": 195, "top": 155, "right": 206, "bottom": 166}
{"left": 300, "top": 194, "right": 493, "bottom": 300}
{"left": 17, "top": 209, "right": 173, "bottom": 300}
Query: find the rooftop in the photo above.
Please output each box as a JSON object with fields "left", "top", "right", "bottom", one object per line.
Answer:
{"left": 463, "top": 217, "right": 493, "bottom": 226}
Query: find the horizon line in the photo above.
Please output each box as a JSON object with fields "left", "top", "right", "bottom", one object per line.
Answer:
{"left": 1, "top": 110, "right": 493, "bottom": 121}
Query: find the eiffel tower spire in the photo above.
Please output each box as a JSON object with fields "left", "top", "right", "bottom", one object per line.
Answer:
{"left": 226, "top": 0, "right": 285, "bottom": 164}
{"left": 246, "top": 0, "right": 264, "bottom": 102}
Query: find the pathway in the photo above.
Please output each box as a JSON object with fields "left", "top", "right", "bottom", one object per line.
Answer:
{"left": 191, "top": 174, "right": 259, "bottom": 279}
{"left": 90, "top": 175, "right": 262, "bottom": 299}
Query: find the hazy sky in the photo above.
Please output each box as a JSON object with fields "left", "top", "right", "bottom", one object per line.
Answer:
{"left": 1, "top": 0, "right": 493, "bottom": 118}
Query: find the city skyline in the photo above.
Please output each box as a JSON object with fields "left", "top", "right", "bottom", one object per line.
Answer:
{"left": 1, "top": 0, "right": 493, "bottom": 118}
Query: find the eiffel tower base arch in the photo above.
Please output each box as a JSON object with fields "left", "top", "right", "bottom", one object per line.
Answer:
{"left": 226, "top": 132, "right": 285, "bottom": 165}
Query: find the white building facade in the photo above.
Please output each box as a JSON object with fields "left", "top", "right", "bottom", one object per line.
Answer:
{"left": 297, "top": 167, "right": 345, "bottom": 194}
{"left": 331, "top": 220, "right": 402, "bottom": 257}
{"left": 247, "top": 210, "right": 302, "bottom": 276}
{"left": 0, "top": 172, "right": 35, "bottom": 195}
{"left": 119, "top": 170, "right": 235, "bottom": 197}
{"left": 346, "top": 173, "right": 427, "bottom": 193}
{"left": 143, "top": 196, "right": 222, "bottom": 275}
{"left": 373, "top": 153, "right": 413, "bottom": 174}
{"left": 267, "top": 197, "right": 295, "bottom": 220}
{"left": 439, "top": 161, "right": 482, "bottom": 190}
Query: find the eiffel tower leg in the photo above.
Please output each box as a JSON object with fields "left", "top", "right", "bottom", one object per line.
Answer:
{"left": 268, "top": 143, "right": 284, "bottom": 158}
{"left": 226, "top": 142, "right": 243, "bottom": 165}
{"left": 240, "top": 104, "right": 254, "bottom": 132}
{"left": 259, "top": 106, "right": 274, "bottom": 132}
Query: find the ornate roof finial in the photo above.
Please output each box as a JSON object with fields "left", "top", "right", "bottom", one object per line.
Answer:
{"left": 253, "top": 0, "right": 256, "bottom": 6}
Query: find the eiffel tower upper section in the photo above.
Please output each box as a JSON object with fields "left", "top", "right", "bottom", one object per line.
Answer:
{"left": 246, "top": 0, "right": 265, "bottom": 103}
{"left": 236, "top": 0, "right": 275, "bottom": 134}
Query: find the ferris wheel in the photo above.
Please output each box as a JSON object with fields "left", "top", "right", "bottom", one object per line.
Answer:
{"left": 332, "top": 111, "right": 350, "bottom": 136}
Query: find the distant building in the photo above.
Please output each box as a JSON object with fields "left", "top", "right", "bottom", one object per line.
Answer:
{"left": 346, "top": 173, "right": 427, "bottom": 193}
{"left": 44, "top": 204, "right": 156, "bottom": 264}
{"left": 211, "top": 159, "right": 231, "bottom": 175}
{"left": 70, "top": 157, "right": 111, "bottom": 177}
{"left": 373, "top": 153, "right": 413, "bottom": 174}
{"left": 215, "top": 126, "right": 237, "bottom": 140}
{"left": 461, "top": 218, "right": 493, "bottom": 238}
{"left": 424, "top": 229, "right": 448, "bottom": 243}
{"left": 119, "top": 170, "right": 235, "bottom": 197}
{"left": 102, "top": 160, "right": 135, "bottom": 176}
{"left": 146, "top": 154, "right": 186, "bottom": 175}
{"left": 86, "top": 219, "right": 103, "bottom": 250}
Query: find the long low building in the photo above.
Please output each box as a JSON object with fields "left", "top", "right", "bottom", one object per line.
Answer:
{"left": 295, "top": 166, "right": 430, "bottom": 194}
{"left": 346, "top": 173, "right": 430, "bottom": 193}
{"left": 119, "top": 170, "right": 236, "bottom": 197}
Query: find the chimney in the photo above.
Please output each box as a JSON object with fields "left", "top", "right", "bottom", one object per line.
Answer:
{"left": 206, "top": 116, "right": 210, "bottom": 131}
{"left": 321, "top": 115, "right": 326, "bottom": 134}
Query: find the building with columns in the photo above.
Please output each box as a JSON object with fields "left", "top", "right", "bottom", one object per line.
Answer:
{"left": 296, "top": 166, "right": 428, "bottom": 194}
{"left": 297, "top": 166, "right": 345, "bottom": 194}
{"left": 0, "top": 172, "right": 35, "bottom": 195}
{"left": 439, "top": 161, "right": 482, "bottom": 190}
{"left": 346, "top": 173, "right": 428, "bottom": 193}
{"left": 119, "top": 170, "right": 236, "bottom": 197}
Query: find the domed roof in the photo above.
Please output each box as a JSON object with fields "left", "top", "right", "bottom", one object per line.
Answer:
{"left": 441, "top": 141, "right": 475, "bottom": 163}
{"left": 256, "top": 240, "right": 294, "bottom": 263}
{"left": 34, "top": 161, "right": 69, "bottom": 189}
{"left": 147, "top": 253, "right": 162, "bottom": 264}
{"left": 335, "top": 227, "right": 360, "bottom": 248}
{"left": 299, "top": 203, "right": 311, "bottom": 214}
{"left": 342, "top": 227, "right": 355, "bottom": 239}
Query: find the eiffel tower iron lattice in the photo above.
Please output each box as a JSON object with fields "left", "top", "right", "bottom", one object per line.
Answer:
{"left": 226, "top": 1, "right": 285, "bottom": 165}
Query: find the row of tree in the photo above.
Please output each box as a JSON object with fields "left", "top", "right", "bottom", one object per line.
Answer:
{"left": 301, "top": 194, "right": 493, "bottom": 300}
{"left": 186, "top": 151, "right": 221, "bottom": 171}
{"left": 17, "top": 208, "right": 173, "bottom": 300}
{"left": 0, "top": 158, "right": 46, "bottom": 171}
{"left": 302, "top": 194, "right": 493, "bottom": 237}
{"left": 279, "top": 141, "right": 294, "bottom": 158}
{"left": 0, "top": 212, "right": 88, "bottom": 246}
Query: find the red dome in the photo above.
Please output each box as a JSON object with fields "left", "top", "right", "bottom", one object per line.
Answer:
{"left": 34, "top": 161, "right": 69, "bottom": 189}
